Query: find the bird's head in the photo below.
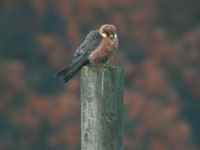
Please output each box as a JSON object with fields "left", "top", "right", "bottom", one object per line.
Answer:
{"left": 99, "top": 24, "right": 117, "bottom": 39}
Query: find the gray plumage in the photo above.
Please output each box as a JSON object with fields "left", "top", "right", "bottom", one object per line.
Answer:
{"left": 74, "top": 30, "right": 102, "bottom": 57}
{"left": 55, "top": 30, "right": 102, "bottom": 82}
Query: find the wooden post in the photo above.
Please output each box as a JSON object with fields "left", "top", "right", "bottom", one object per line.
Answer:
{"left": 80, "top": 66, "right": 124, "bottom": 150}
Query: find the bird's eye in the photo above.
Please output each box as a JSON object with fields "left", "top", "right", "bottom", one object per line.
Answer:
{"left": 104, "top": 31, "right": 109, "bottom": 37}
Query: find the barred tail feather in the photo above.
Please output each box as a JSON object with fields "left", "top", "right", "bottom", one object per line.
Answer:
{"left": 55, "top": 55, "right": 89, "bottom": 83}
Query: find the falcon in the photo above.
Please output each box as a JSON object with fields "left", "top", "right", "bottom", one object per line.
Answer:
{"left": 55, "top": 24, "right": 118, "bottom": 83}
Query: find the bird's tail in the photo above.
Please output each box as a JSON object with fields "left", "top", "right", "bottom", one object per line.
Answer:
{"left": 55, "top": 55, "right": 89, "bottom": 83}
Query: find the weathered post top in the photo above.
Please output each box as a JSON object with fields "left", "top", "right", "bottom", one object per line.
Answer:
{"left": 81, "top": 66, "right": 124, "bottom": 150}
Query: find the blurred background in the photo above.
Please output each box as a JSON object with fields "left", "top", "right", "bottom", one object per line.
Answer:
{"left": 0, "top": 0, "right": 200, "bottom": 150}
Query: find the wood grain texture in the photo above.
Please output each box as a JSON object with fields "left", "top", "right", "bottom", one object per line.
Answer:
{"left": 81, "top": 66, "right": 124, "bottom": 150}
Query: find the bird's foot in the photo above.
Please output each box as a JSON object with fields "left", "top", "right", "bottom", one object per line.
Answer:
{"left": 94, "top": 64, "right": 105, "bottom": 67}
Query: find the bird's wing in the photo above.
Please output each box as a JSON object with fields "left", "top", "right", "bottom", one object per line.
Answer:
{"left": 74, "top": 30, "right": 102, "bottom": 57}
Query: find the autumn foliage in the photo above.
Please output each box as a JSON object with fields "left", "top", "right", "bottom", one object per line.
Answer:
{"left": 0, "top": 0, "right": 200, "bottom": 150}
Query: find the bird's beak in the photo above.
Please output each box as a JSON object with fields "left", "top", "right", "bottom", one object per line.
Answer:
{"left": 109, "top": 34, "right": 114, "bottom": 38}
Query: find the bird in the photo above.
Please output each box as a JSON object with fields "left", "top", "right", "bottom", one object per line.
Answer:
{"left": 55, "top": 24, "right": 118, "bottom": 83}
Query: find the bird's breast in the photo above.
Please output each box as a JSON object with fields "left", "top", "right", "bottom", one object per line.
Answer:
{"left": 89, "top": 38, "right": 118, "bottom": 65}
